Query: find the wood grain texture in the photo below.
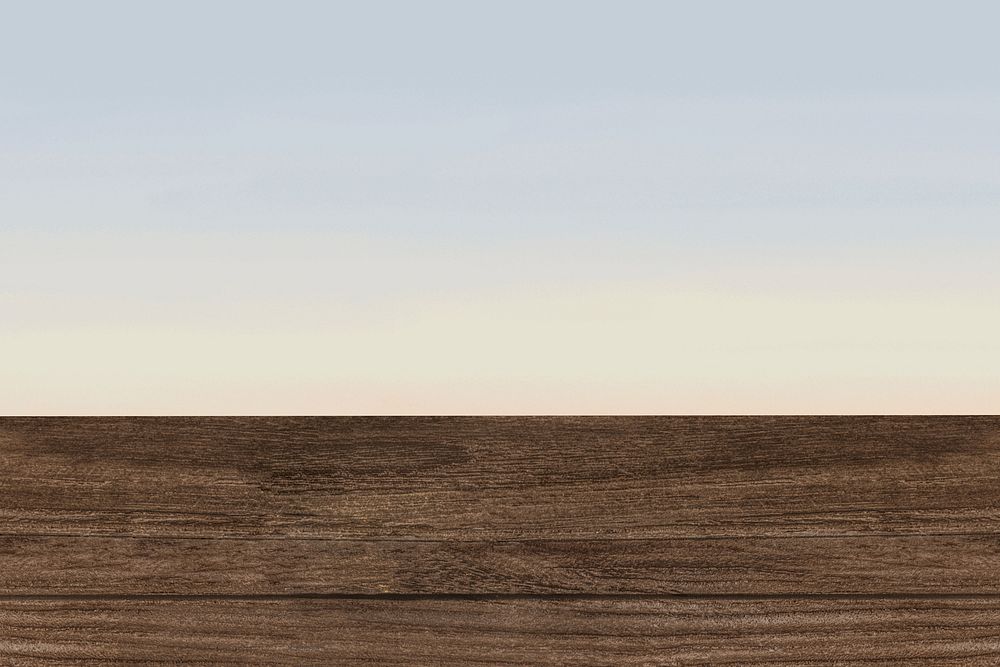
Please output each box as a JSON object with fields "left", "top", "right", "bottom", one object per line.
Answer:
{"left": 2, "top": 597, "right": 999, "bottom": 665}
{"left": 2, "top": 416, "right": 999, "bottom": 539}
{"left": 2, "top": 417, "right": 1000, "bottom": 664}
{"left": 3, "top": 535, "right": 1000, "bottom": 595}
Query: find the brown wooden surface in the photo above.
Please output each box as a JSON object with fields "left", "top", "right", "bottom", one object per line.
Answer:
{"left": 3, "top": 534, "right": 1000, "bottom": 595}
{"left": 1, "top": 417, "right": 999, "bottom": 664}
{"left": 2, "top": 597, "right": 1000, "bottom": 665}
{"left": 4, "top": 417, "right": 1000, "bottom": 539}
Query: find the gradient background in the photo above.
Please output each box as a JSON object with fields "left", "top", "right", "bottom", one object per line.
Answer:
{"left": 3, "top": 1, "right": 999, "bottom": 414}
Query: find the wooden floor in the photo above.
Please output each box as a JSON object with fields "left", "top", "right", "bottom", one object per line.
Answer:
{"left": 2, "top": 417, "right": 999, "bottom": 664}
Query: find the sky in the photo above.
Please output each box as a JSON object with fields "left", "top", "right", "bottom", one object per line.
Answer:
{"left": 2, "top": 1, "right": 999, "bottom": 414}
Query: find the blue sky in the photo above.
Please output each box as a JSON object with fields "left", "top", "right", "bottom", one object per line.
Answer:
{"left": 2, "top": 2, "right": 999, "bottom": 413}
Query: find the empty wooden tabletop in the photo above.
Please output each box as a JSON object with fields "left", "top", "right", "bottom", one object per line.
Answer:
{"left": 1, "top": 417, "right": 999, "bottom": 664}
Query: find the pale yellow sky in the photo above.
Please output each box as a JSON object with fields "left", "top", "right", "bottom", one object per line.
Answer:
{"left": 4, "top": 232, "right": 998, "bottom": 414}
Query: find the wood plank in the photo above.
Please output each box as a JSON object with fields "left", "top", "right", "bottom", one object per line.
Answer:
{"left": 3, "top": 534, "right": 1000, "bottom": 595}
{"left": 3, "top": 417, "right": 999, "bottom": 663}
{"left": 1, "top": 597, "right": 998, "bottom": 665}
{"left": 2, "top": 417, "right": 999, "bottom": 539}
